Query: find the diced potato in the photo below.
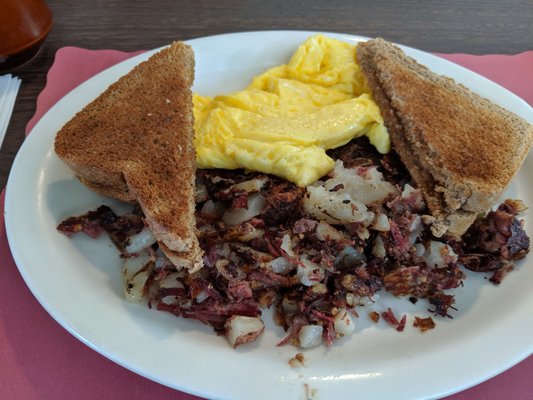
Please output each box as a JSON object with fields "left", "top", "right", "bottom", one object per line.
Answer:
{"left": 372, "top": 213, "right": 390, "bottom": 232}
{"left": 334, "top": 308, "right": 355, "bottom": 337}
{"left": 425, "top": 241, "right": 458, "bottom": 268}
{"left": 123, "top": 250, "right": 152, "bottom": 281}
{"left": 124, "top": 228, "right": 156, "bottom": 255}
{"left": 315, "top": 221, "right": 349, "bottom": 242}
{"left": 224, "top": 222, "right": 264, "bottom": 242}
{"left": 200, "top": 200, "right": 225, "bottom": 219}
{"left": 304, "top": 185, "right": 368, "bottom": 224}
{"left": 124, "top": 269, "right": 151, "bottom": 303}
{"left": 298, "top": 325, "right": 323, "bottom": 348}
{"left": 222, "top": 193, "right": 267, "bottom": 225}
{"left": 303, "top": 161, "right": 396, "bottom": 225}
{"left": 297, "top": 258, "right": 325, "bottom": 286}
{"left": 325, "top": 160, "right": 397, "bottom": 205}
{"left": 225, "top": 316, "right": 265, "bottom": 348}
{"left": 268, "top": 257, "right": 296, "bottom": 275}
{"left": 372, "top": 235, "right": 387, "bottom": 258}
{"left": 227, "top": 177, "right": 269, "bottom": 193}
{"left": 280, "top": 234, "right": 296, "bottom": 257}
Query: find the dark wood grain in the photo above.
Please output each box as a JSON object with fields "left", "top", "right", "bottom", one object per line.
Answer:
{"left": 1, "top": 0, "right": 532, "bottom": 188}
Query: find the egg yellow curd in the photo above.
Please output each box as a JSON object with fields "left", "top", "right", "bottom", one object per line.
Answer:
{"left": 193, "top": 35, "right": 390, "bottom": 187}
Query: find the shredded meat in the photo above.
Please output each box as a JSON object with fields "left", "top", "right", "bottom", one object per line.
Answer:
{"left": 158, "top": 297, "right": 261, "bottom": 331}
{"left": 384, "top": 264, "right": 465, "bottom": 297}
{"left": 461, "top": 200, "right": 529, "bottom": 283}
{"left": 229, "top": 190, "right": 249, "bottom": 209}
{"left": 260, "top": 179, "right": 305, "bottom": 225}
{"left": 489, "top": 262, "right": 514, "bottom": 285}
{"left": 338, "top": 266, "right": 383, "bottom": 298}
{"left": 327, "top": 137, "right": 410, "bottom": 186}
{"left": 227, "top": 280, "right": 253, "bottom": 300}
{"left": 383, "top": 221, "right": 412, "bottom": 259}
{"left": 293, "top": 218, "right": 318, "bottom": 234}
{"left": 381, "top": 307, "right": 406, "bottom": 332}
{"left": 57, "top": 205, "right": 144, "bottom": 249}
{"left": 327, "top": 137, "right": 383, "bottom": 168}
{"left": 200, "top": 169, "right": 261, "bottom": 203}
{"left": 428, "top": 293, "right": 456, "bottom": 318}
{"left": 58, "top": 137, "right": 530, "bottom": 348}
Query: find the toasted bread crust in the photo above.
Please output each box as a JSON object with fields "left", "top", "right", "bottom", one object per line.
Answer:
{"left": 55, "top": 42, "right": 203, "bottom": 269}
{"left": 159, "top": 241, "right": 203, "bottom": 274}
{"left": 78, "top": 177, "right": 136, "bottom": 203}
{"left": 357, "top": 38, "right": 533, "bottom": 236}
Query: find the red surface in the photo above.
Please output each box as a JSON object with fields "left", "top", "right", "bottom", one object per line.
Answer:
{"left": 2, "top": 45, "right": 532, "bottom": 400}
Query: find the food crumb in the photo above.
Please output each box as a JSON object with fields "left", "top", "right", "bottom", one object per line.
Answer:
{"left": 413, "top": 316, "right": 436, "bottom": 332}
{"left": 289, "top": 352, "right": 306, "bottom": 368}
{"left": 396, "top": 314, "right": 407, "bottom": 332}
{"left": 489, "top": 263, "right": 514, "bottom": 285}
{"left": 368, "top": 311, "right": 380, "bottom": 323}
{"left": 304, "top": 383, "right": 318, "bottom": 399}
{"left": 381, "top": 307, "right": 407, "bottom": 332}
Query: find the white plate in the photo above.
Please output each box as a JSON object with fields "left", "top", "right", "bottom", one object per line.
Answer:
{"left": 5, "top": 31, "right": 533, "bottom": 400}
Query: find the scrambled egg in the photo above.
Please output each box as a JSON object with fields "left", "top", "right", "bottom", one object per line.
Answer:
{"left": 194, "top": 35, "right": 390, "bottom": 187}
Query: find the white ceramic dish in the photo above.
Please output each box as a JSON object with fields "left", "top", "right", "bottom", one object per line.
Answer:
{"left": 5, "top": 31, "right": 533, "bottom": 400}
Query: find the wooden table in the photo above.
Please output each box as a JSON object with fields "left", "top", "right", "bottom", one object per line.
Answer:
{"left": 1, "top": 0, "right": 532, "bottom": 188}
{"left": 1, "top": 1, "right": 532, "bottom": 398}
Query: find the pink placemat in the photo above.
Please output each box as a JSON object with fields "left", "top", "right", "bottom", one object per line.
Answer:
{"left": 1, "top": 45, "right": 533, "bottom": 400}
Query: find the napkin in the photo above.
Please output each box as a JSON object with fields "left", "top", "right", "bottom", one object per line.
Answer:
{"left": 1, "top": 46, "right": 532, "bottom": 400}
{"left": 0, "top": 74, "right": 21, "bottom": 149}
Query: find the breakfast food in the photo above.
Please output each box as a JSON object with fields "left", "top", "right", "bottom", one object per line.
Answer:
{"left": 59, "top": 141, "right": 530, "bottom": 348}
{"left": 54, "top": 41, "right": 203, "bottom": 272}
{"left": 356, "top": 38, "right": 533, "bottom": 237}
{"left": 194, "top": 35, "right": 390, "bottom": 187}
{"left": 56, "top": 36, "right": 531, "bottom": 349}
